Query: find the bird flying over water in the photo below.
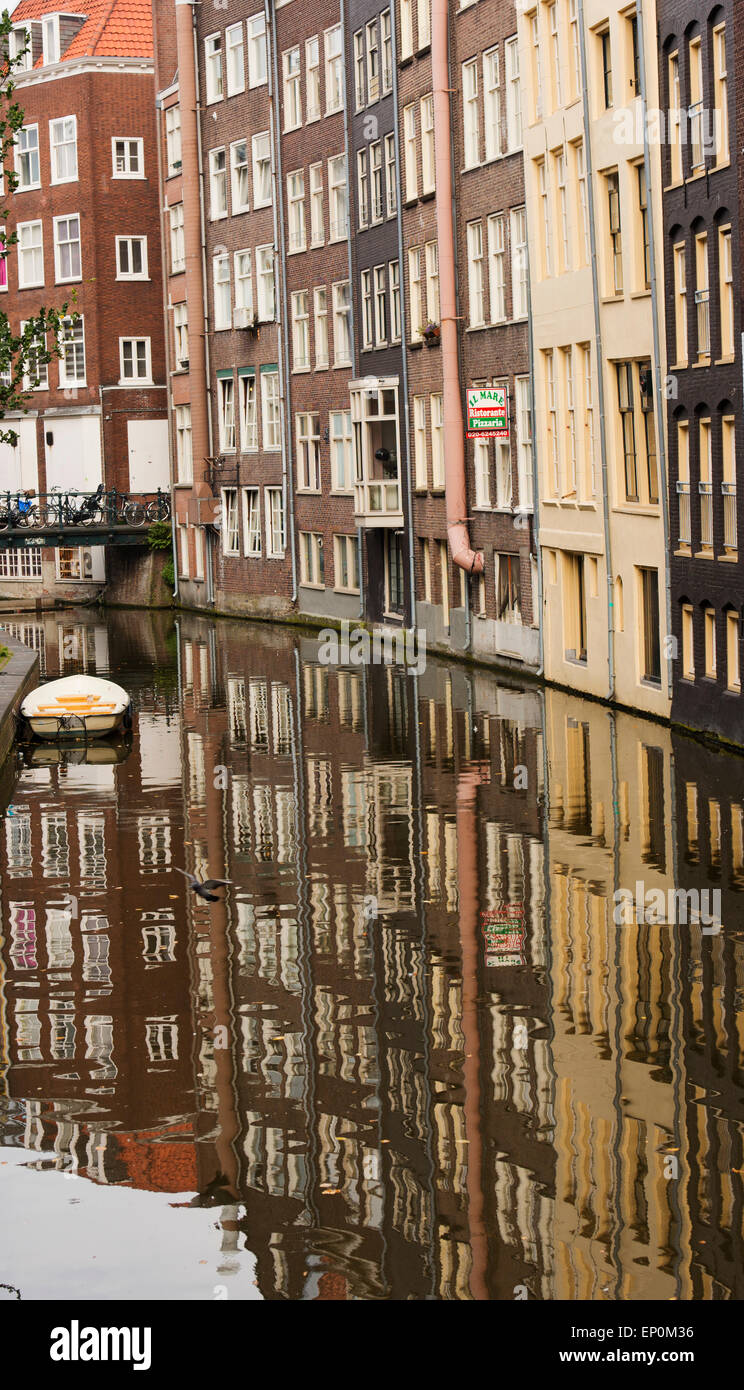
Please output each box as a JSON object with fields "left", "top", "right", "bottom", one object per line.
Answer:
{"left": 173, "top": 867, "right": 232, "bottom": 902}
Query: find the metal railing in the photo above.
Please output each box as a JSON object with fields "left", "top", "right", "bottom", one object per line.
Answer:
{"left": 0, "top": 489, "right": 171, "bottom": 531}
{"left": 698, "top": 480, "right": 713, "bottom": 548}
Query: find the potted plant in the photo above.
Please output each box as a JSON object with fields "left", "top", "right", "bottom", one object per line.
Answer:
{"left": 420, "top": 321, "right": 441, "bottom": 347}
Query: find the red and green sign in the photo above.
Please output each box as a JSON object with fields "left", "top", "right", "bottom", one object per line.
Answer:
{"left": 466, "top": 386, "right": 509, "bottom": 440}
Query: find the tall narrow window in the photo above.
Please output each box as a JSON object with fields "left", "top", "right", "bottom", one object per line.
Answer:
{"left": 488, "top": 214, "right": 506, "bottom": 322}
{"left": 600, "top": 28, "right": 613, "bottom": 108}
{"left": 467, "top": 221, "right": 485, "bottom": 327}
{"left": 511, "top": 207, "right": 528, "bottom": 319}
{"left": 538, "top": 159, "right": 552, "bottom": 276}
{"left": 606, "top": 170, "right": 623, "bottom": 293}
{"left": 713, "top": 25, "right": 729, "bottom": 166}
{"left": 306, "top": 37, "right": 321, "bottom": 122}
{"left": 617, "top": 362, "right": 638, "bottom": 501}
{"left": 463, "top": 60, "right": 479, "bottom": 168}
{"left": 677, "top": 419, "right": 691, "bottom": 545}
{"left": 639, "top": 362, "right": 658, "bottom": 504}
{"left": 504, "top": 37, "right": 521, "bottom": 151}
{"left": 719, "top": 227, "right": 733, "bottom": 358}
{"left": 668, "top": 51, "right": 682, "bottom": 183}
{"left": 421, "top": 95, "right": 435, "bottom": 194}
{"left": 673, "top": 241, "right": 687, "bottom": 365}
{"left": 722, "top": 415, "right": 737, "bottom": 554}
{"left": 309, "top": 163, "right": 324, "bottom": 246}
{"left": 689, "top": 37, "right": 704, "bottom": 171}
{"left": 483, "top": 48, "right": 500, "bottom": 161}
{"left": 637, "top": 162, "right": 650, "bottom": 290}
{"left": 699, "top": 417, "right": 712, "bottom": 549}
{"left": 695, "top": 231, "right": 709, "bottom": 360}
{"left": 545, "top": 350, "right": 559, "bottom": 494}
{"left": 314, "top": 286, "right": 329, "bottom": 368}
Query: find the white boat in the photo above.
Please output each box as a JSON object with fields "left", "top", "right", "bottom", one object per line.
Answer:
{"left": 20, "top": 675, "right": 132, "bottom": 740}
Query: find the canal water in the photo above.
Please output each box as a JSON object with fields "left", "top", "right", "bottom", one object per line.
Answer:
{"left": 0, "top": 607, "right": 742, "bottom": 1301}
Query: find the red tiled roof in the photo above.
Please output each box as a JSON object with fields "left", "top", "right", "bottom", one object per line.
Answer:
{"left": 11, "top": 0, "right": 153, "bottom": 61}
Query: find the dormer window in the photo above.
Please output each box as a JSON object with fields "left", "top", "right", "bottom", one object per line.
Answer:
{"left": 42, "top": 15, "right": 61, "bottom": 65}
{"left": 10, "top": 26, "right": 33, "bottom": 72}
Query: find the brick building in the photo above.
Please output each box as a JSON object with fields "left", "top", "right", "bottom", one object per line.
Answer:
{"left": 0, "top": 1, "right": 168, "bottom": 599}
{"left": 657, "top": 1, "right": 742, "bottom": 743}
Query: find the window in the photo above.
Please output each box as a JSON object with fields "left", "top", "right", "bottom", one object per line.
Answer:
{"left": 606, "top": 170, "right": 623, "bottom": 293}
{"left": 616, "top": 362, "right": 637, "bottom": 501}
{"left": 291, "top": 290, "right": 310, "bottom": 371}
{"left": 689, "top": 36, "right": 704, "bottom": 171}
{"left": 549, "top": 2, "right": 562, "bottom": 108}
{"left": 329, "top": 155, "right": 347, "bottom": 241}
{"left": 230, "top": 140, "right": 250, "bottom": 213}
{"left": 564, "top": 348, "right": 577, "bottom": 494}
{"left": 50, "top": 116, "right": 77, "bottom": 183}
{"left": 418, "top": 0, "right": 431, "bottom": 50}
{"left": 726, "top": 611, "right": 740, "bottom": 691}
{"left": 234, "top": 249, "right": 253, "bottom": 315}
{"left": 252, "top": 132, "right": 272, "bottom": 207}
{"left": 639, "top": 568, "right": 661, "bottom": 683}
{"left": 242, "top": 489, "right": 261, "bottom": 557}
{"left": 256, "top": 245, "right": 275, "bottom": 320}
{"left": 713, "top": 24, "right": 729, "bottom": 166}
{"left": 504, "top": 37, "right": 521, "bottom": 150}
{"left": 381, "top": 11, "right": 392, "bottom": 92}
{"left": 483, "top": 48, "right": 500, "bottom": 162}
{"left": 581, "top": 344, "right": 595, "bottom": 497}
{"left": 668, "top": 51, "right": 682, "bottom": 184}
{"left": 222, "top": 488, "right": 239, "bottom": 555}
{"left": 677, "top": 419, "right": 690, "bottom": 544}
{"left": 569, "top": 0, "right": 581, "bottom": 99}
{"left": 287, "top": 169, "right": 306, "bottom": 252}
{"left": 209, "top": 148, "right": 227, "bottom": 220}
{"left": 335, "top": 534, "right": 360, "bottom": 591}
{"left": 495, "top": 435, "right": 512, "bottom": 508}
{"left": 564, "top": 552, "right": 587, "bottom": 661}
{"left": 385, "top": 134, "right": 396, "bottom": 216}
{"left": 306, "top": 36, "right": 321, "bottom": 121}
{"left": 247, "top": 13, "right": 268, "bottom": 88}
{"left": 330, "top": 409, "right": 352, "bottom": 490}
{"left": 401, "top": 0, "right": 414, "bottom": 60}
{"left": 515, "top": 375, "right": 533, "bottom": 509}
{"left": 421, "top": 95, "right": 435, "bottom": 193}
{"left": 120, "top": 337, "right": 151, "bottom": 383}
{"left": 538, "top": 159, "right": 552, "bottom": 276}
{"left": 16, "top": 126, "right": 40, "bottom": 190}
{"left": 175, "top": 405, "right": 192, "bottom": 482}
{"left": 467, "top": 221, "right": 485, "bottom": 326}
{"left": 9, "top": 26, "right": 33, "bottom": 72}
{"left": 59, "top": 316, "right": 85, "bottom": 385}
{"left": 703, "top": 607, "right": 716, "bottom": 678}
{"left": 42, "top": 13, "right": 60, "bottom": 64}
{"left": 474, "top": 438, "right": 490, "bottom": 507}
{"left": 213, "top": 253, "right": 231, "bottom": 330}
{"left": 600, "top": 27, "right": 613, "bottom": 108}
{"left": 403, "top": 104, "right": 417, "bottom": 201}
{"left": 332, "top": 281, "right": 351, "bottom": 365}
{"left": 205, "top": 34, "right": 223, "bottom": 103}
{"left": 165, "top": 106, "right": 181, "bottom": 174}
{"left": 639, "top": 362, "right": 658, "bottom": 504}
{"left": 574, "top": 139, "right": 589, "bottom": 264}
{"left": 116, "top": 235, "right": 147, "bottom": 280}
{"left": 17, "top": 220, "right": 44, "bottom": 288}
{"left": 497, "top": 554, "right": 522, "bottom": 624}
{"left": 307, "top": 162, "right": 324, "bottom": 247}
{"left": 357, "top": 149, "right": 369, "bottom": 228}
{"left": 722, "top": 415, "right": 737, "bottom": 553}
{"left": 361, "top": 269, "right": 373, "bottom": 348}
{"left": 354, "top": 30, "right": 366, "bottom": 108}
{"left": 266, "top": 488, "right": 285, "bottom": 557}
{"left": 370, "top": 142, "right": 383, "bottom": 221}
{"left": 374, "top": 265, "right": 387, "bottom": 345}
{"left": 325, "top": 26, "right": 344, "bottom": 114}
{"left": 673, "top": 241, "right": 687, "bottom": 364}
{"left": 389, "top": 260, "right": 401, "bottom": 341}
{"left": 555, "top": 149, "right": 568, "bottom": 272}
{"left": 413, "top": 396, "right": 427, "bottom": 488}
{"left": 637, "top": 162, "right": 650, "bottom": 289}
{"left": 366, "top": 20, "right": 380, "bottom": 102}
{"left": 261, "top": 369, "right": 281, "bottom": 450}
{"left": 682, "top": 603, "right": 694, "bottom": 680}
{"left": 300, "top": 532, "right": 324, "bottom": 586}
{"left": 431, "top": 393, "right": 444, "bottom": 488}
{"left": 545, "top": 350, "right": 559, "bottom": 494}
{"left": 239, "top": 371, "right": 257, "bottom": 450}
{"left": 511, "top": 206, "right": 528, "bottom": 319}
{"left": 20, "top": 321, "right": 48, "bottom": 390}
{"left": 314, "top": 286, "right": 329, "bottom": 367}
{"left": 695, "top": 231, "right": 709, "bottom": 360}
{"left": 529, "top": 10, "right": 542, "bottom": 121}
{"left": 699, "top": 416, "right": 712, "bottom": 548}
{"left": 169, "top": 203, "right": 185, "bottom": 273}
{"left": 425, "top": 241, "right": 439, "bottom": 321}
{"left": 719, "top": 227, "right": 733, "bottom": 358}
{"left": 218, "top": 375, "right": 236, "bottom": 452}
{"left": 112, "top": 138, "right": 143, "bottom": 177}
{"left": 409, "top": 246, "right": 422, "bottom": 339}
{"left": 226, "top": 23, "right": 245, "bottom": 96}
{"left": 283, "top": 46, "right": 302, "bottom": 130}
{"left": 463, "top": 60, "right": 480, "bottom": 169}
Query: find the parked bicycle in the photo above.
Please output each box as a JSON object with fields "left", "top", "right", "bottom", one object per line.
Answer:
{"left": 0, "top": 491, "right": 38, "bottom": 530}
{"left": 145, "top": 491, "right": 171, "bottom": 523}
{"left": 44, "top": 484, "right": 105, "bottom": 527}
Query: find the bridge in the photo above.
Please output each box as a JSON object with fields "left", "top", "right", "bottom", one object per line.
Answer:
{"left": 0, "top": 491, "right": 171, "bottom": 549}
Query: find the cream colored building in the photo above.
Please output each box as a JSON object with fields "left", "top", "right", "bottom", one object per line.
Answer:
{"left": 518, "top": 0, "right": 670, "bottom": 716}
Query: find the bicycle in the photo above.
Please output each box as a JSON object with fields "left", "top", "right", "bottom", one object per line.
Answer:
{"left": 43, "top": 486, "right": 105, "bottom": 528}
{"left": 145, "top": 492, "right": 171, "bottom": 523}
{"left": 0, "top": 492, "right": 37, "bottom": 529}
{"left": 118, "top": 497, "right": 147, "bottom": 526}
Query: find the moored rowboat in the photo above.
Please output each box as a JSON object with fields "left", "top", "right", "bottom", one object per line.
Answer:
{"left": 20, "top": 675, "right": 132, "bottom": 740}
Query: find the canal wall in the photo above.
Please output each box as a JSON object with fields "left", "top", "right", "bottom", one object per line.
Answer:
{"left": 104, "top": 549, "right": 173, "bottom": 609}
{"left": 0, "top": 636, "right": 40, "bottom": 774}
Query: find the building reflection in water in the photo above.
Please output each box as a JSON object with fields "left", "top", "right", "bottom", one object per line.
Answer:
{"left": 0, "top": 609, "right": 742, "bottom": 1300}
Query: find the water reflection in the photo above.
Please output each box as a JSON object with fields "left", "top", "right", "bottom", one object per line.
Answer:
{"left": 0, "top": 609, "right": 743, "bottom": 1301}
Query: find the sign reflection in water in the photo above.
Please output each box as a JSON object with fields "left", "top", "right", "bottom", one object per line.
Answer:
{"left": 0, "top": 608, "right": 742, "bottom": 1301}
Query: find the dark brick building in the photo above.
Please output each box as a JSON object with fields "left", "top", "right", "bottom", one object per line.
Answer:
{"left": 1, "top": 0, "right": 168, "bottom": 600}
{"left": 659, "top": 1, "right": 743, "bottom": 742}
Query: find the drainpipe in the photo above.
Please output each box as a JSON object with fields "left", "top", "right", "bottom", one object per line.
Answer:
{"left": 391, "top": 3, "right": 416, "bottom": 629}
{"left": 578, "top": 0, "right": 614, "bottom": 699}
{"left": 431, "top": 0, "right": 483, "bottom": 576}
{"left": 174, "top": 0, "right": 211, "bottom": 601}
{"left": 527, "top": 269, "right": 543, "bottom": 675}
{"left": 636, "top": 0, "right": 673, "bottom": 703}
{"left": 153, "top": 78, "right": 179, "bottom": 604}
{"left": 268, "top": 3, "right": 298, "bottom": 603}
{"left": 192, "top": 4, "right": 215, "bottom": 606}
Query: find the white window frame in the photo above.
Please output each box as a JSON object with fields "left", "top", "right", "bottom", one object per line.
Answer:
{"left": 17, "top": 219, "right": 44, "bottom": 288}
{"left": 328, "top": 154, "right": 348, "bottom": 243}
{"left": 256, "top": 244, "right": 275, "bottom": 320}
{"left": 230, "top": 139, "right": 250, "bottom": 213}
{"left": 225, "top": 23, "right": 245, "bottom": 97}
{"left": 169, "top": 203, "right": 185, "bottom": 274}
{"left": 111, "top": 137, "right": 144, "bottom": 179}
{"left": 49, "top": 115, "right": 78, "bottom": 185}
{"left": 59, "top": 315, "right": 86, "bottom": 386}
{"left": 261, "top": 370, "right": 281, "bottom": 450}
{"left": 242, "top": 487, "right": 262, "bottom": 557}
{"left": 213, "top": 252, "right": 231, "bottom": 331}
{"left": 16, "top": 125, "right": 40, "bottom": 191}
{"left": 251, "top": 131, "right": 272, "bottom": 208}
{"left": 209, "top": 147, "right": 228, "bottom": 221}
{"left": 265, "top": 487, "right": 285, "bottom": 557}
{"left": 116, "top": 235, "right": 148, "bottom": 281}
{"left": 205, "top": 33, "right": 224, "bottom": 104}
{"left": 247, "top": 13, "right": 268, "bottom": 88}
{"left": 119, "top": 336, "right": 152, "bottom": 385}
{"left": 324, "top": 25, "right": 344, "bottom": 115}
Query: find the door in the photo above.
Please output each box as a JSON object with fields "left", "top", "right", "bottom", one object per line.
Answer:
{"left": 127, "top": 419, "right": 169, "bottom": 493}
{"left": 44, "top": 415, "right": 103, "bottom": 492}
